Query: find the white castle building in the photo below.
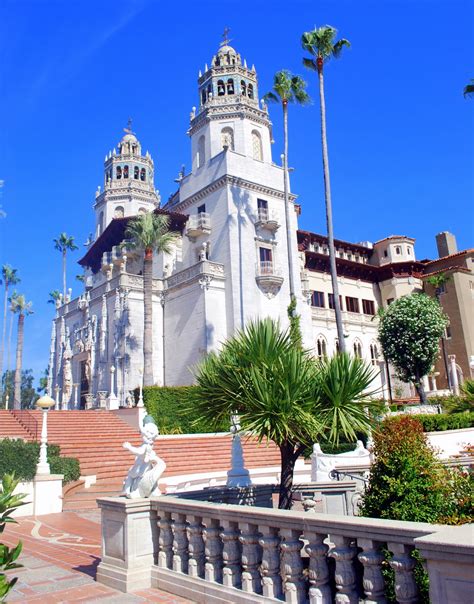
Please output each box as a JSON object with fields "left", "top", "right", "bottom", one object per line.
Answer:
{"left": 48, "top": 41, "right": 429, "bottom": 409}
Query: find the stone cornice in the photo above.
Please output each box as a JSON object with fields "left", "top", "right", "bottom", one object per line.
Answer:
{"left": 170, "top": 174, "right": 297, "bottom": 212}
{"left": 189, "top": 103, "right": 270, "bottom": 136}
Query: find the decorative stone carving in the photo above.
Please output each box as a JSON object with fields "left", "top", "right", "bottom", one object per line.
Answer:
{"left": 259, "top": 525, "right": 282, "bottom": 599}
{"left": 305, "top": 530, "right": 331, "bottom": 603}
{"left": 121, "top": 416, "right": 166, "bottom": 498}
{"left": 226, "top": 415, "right": 251, "bottom": 488}
{"left": 238, "top": 522, "right": 262, "bottom": 594}
{"left": 387, "top": 543, "right": 418, "bottom": 604}
{"left": 202, "top": 518, "right": 223, "bottom": 583}
{"left": 158, "top": 511, "right": 173, "bottom": 569}
{"left": 172, "top": 512, "right": 189, "bottom": 573}
{"left": 186, "top": 514, "right": 205, "bottom": 579}
{"left": 331, "top": 534, "right": 358, "bottom": 604}
{"left": 311, "top": 440, "right": 370, "bottom": 482}
{"left": 358, "top": 539, "right": 387, "bottom": 604}
{"left": 220, "top": 520, "right": 242, "bottom": 588}
{"left": 280, "top": 528, "right": 306, "bottom": 603}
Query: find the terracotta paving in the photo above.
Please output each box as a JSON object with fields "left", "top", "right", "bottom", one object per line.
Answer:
{"left": 3, "top": 511, "right": 193, "bottom": 603}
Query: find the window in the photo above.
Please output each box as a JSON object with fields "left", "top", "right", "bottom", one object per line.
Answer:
{"left": 241, "top": 80, "right": 247, "bottom": 96}
{"left": 335, "top": 339, "right": 340, "bottom": 353}
{"left": 407, "top": 246, "right": 411, "bottom": 255}
{"left": 345, "top": 296, "right": 360, "bottom": 313}
{"left": 197, "top": 204, "right": 206, "bottom": 214}
{"left": 197, "top": 136, "right": 205, "bottom": 168}
{"left": 386, "top": 298, "right": 394, "bottom": 305}
{"left": 140, "top": 168, "right": 146, "bottom": 181}
{"left": 138, "top": 207, "right": 146, "bottom": 215}
{"left": 437, "top": 282, "right": 446, "bottom": 294}
{"left": 259, "top": 247, "right": 273, "bottom": 274}
{"left": 383, "top": 249, "right": 388, "bottom": 258}
{"left": 316, "top": 336, "right": 327, "bottom": 359}
{"left": 217, "top": 80, "right": 225, "bottom": 96}
{"left": 252, "top": 130, "right": 263, "bottom": 161}
{"left": 123, "top": 165, "right": 129, "bottom": 179}
{"left": 259, "top": 247, "right": 272, "bottom": 263}
{"left": 395, "top": 246, "right": 401, "bottom": 255}
{"left": 247, "top": 83, "right": 254, "bottom": 99}
{"left": 311, "top": 291, "right": 325, "bottom": 308}
{"left": 221, "top": 127, "right": 234, "bottom": 150}
{"left": 370, "top": 343, "right": 378, "bottom": 366}
{"left": 362, "top": 299, "right": 375, "bottom": 315}
{"left": 353, "top": 340, "right": 362, "bottom": 358}
{"left": 201, "top": 89, "right": 207, "bottom": 105}
{"left": 98, "top": 211, "right": 104, "bottom": 235}
{"left": 116, "top": 166, "right": 122, "bottom": 179}
{"left": 133, "top": 166, "right": 139, "bottom": 179}
{"left": 114, "top": 206, "right": 124, "bottom": 219}
{"left": 257, "top": 199, "right": 268, "bottom": 210}
{"left": 226, "top": 79, "right": 234, "bottom": 95}
{"left": 328, "top": 293, "right": 343, "bottom": 310}
{"left": 445, "top": 324, "right": 452, "bottom": 339}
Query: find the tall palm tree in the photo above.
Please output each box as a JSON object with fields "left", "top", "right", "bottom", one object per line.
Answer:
{"left": 263, "top": 71, "right": 310, "bottom": 303}
{"left": 0, "top": 265, "right": 20, "bottom": 398}
{"left": 126, "top": 213, "right": 177, "bottom": 386}
{"left": 53, "top": 233, "right": 78, "bottom": 299}
{"left": 10, "top": 293, "right": 33, "bottom": 409}
{"left": 302, "top": 25, "right": 350, "bottom": 352}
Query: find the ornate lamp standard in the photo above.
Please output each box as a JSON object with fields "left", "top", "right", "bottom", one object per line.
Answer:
{"left": 36, "top": 395, "right": 56, "bottom": 475}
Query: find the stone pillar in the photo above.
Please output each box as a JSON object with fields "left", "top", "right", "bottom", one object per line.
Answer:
{"left": 449, "top": 355, "right": 460, "bottom": 395}
{"left": 108, "top": 365, "right": 119, "bottom": 410}
{"left": 422, "top": 375, "right": 430, "bottom": 394}
{"left": 54, "top": 386, "right": 60, "bottom": 410}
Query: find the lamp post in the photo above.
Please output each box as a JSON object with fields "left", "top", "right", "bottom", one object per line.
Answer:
{"left": 36, "top": 395, "right": 56, "bottom": 475}
{"left": 138, "top": 368, "right": 144, "bottom": 408}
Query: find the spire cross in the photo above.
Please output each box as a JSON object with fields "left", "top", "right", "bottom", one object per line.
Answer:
{"left": 220, "top": 26, "right": 231, "bottom": 46}
{"left": 124, "top": 117, "right": 134, "bottom": 135}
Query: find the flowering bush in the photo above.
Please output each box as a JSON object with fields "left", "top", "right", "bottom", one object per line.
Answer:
{"left": 379, "top": 294, "right": 447, "bottom": 403}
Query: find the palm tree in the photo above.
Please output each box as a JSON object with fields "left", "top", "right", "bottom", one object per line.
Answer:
{"left": 53, "top": 233, "right": 78, "bottom": 299}
{"left": 47, "top": 290, "right": 62, "bottom": 305}
{"left": 302, "top": 25, "right": 350, "bottom": 352}
{"left": 464, "top": 79, "right": 474, "bottom": 98}
{"left": 126, "top": 213, "right": 177, "bottom": 386}
{"left": 10, "top": 293, "right": 33, "bottom": 409}
{"left": 0, "top": 265, "right": 20, "bottom": 398}
{"left": 191, "top": 318, "right": 377, "bottom": 509}
{"left": 263, "top": 71, "right": 310, "bottom": 304}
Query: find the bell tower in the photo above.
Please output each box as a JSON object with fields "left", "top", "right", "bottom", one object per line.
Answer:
{"left": 93, "top": 122, "right": 160, "bottom": 239}
{"left": 188, "top": 33, "right": 273, "bottom": 171}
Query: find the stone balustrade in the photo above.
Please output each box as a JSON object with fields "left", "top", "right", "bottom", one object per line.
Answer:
{"left": 97, "top": 495, "right": 474, "bottom": 603}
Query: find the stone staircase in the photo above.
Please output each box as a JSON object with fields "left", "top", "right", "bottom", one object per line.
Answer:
{"left": 0, "top": 410, "right": 281, "bottom": 510}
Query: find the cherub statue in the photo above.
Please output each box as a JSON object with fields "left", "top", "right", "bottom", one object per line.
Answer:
{"left": 121, "top": 415, "right": 166, "bottom": 498}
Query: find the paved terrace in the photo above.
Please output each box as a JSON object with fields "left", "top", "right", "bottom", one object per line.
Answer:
{"left": 3, "top": 510, "right": 193, "bottom": 603}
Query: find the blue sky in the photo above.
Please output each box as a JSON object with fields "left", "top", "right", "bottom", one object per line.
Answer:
{"left": 0, "top": 0, "right": 473, "bottom": 384}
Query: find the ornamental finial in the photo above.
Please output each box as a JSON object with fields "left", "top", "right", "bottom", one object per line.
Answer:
{"left": 220, "top": 26, "right": 231, "bottom": 47}
{"left": 124, "top": 117, "right": 134, "bottom": 135}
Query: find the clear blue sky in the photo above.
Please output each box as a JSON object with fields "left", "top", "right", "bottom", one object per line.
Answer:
{"left": 0, "top": 0, "right": 473, "bottom": 384}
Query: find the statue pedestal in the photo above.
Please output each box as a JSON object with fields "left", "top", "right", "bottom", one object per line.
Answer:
{"left": 107, "top": 394, "right": 119, "bottom": 410}
{"left": 226, "top": 434, "right": 251, "bottom": 488}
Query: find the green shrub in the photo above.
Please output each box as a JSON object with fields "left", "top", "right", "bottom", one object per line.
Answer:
{"left": 0, "top": 474, "right": 26, "bottom": 600}
{"left": 139, "top": 386, "right": 229, "bottom": 434}
{"left": 414, "top": 412, "right": 474, "bottom": 432}
{"left": 0, "top": 439, "right": 80, "bottom": 483}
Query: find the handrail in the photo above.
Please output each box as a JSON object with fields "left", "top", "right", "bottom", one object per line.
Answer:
{"left": 10, "top": 409, "right": 39, "bottom": 440}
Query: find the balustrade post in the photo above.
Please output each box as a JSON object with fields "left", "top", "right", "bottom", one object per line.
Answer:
{"left": 280, "top": 528, "right": 306, "bottom": 604}
{"left": 331, "top": 534, "right": 358, "bottom": 604}
{"left": 172, "top": 512, "right": 189, "bottom": 573}
{"left": 259, "top": 525, "right": 283, "bottom": 600}
{"left": 304, "top": 530, "right": 331, "bottom": 604}
{"left": 186, "top": 514, "right": 205, "bottom": 579}
{"left": 387, "top": 542, "right": 418, "bottom": 604}
{"left": 220, "top": 519, "right": 242, "bottom": 589}
{"left": 157, "top": 511, "right": 173, "bottom": 569}
{"left": 202, "top": 517, "right": 223, "bottom": 583}
{"left": 239, "top": 522, "right": 262, "bottom": 594}
{"left": 357, "top": 538, "right": 387, "bottom": 604}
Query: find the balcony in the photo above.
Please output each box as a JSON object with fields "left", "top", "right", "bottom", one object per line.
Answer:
{"left": 256, "top": 261, "right": 283, "bottom": 298}
{"left": 255, "top": 207, "right": 279, "bottom": 232}
{"left": 186, "top": 212, "right": 211, "bottom": 240}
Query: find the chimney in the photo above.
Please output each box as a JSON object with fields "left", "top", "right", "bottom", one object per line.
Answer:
{"left": 436, "top": 231, "right": 458, "bottom": 258}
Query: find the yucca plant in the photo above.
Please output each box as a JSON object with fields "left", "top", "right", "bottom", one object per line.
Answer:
{"left": 0, "top": 474, "right": 26, "bottom": 601}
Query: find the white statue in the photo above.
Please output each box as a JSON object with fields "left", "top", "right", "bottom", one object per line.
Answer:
{"left": 122, "top": 416, "right": 166, "bottom": 498}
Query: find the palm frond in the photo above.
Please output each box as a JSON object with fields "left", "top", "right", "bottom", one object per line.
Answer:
{"left": 332, "top": 38, "right": 351, "bottom": 58}
{"left": 262, "top": 92, "right": 279, "bottom": 104}
{"left": 302, "top": 57, "right": 318, "bottom": 71}
{"left": 464, "top": 79, "right": 474, "bottom": 98}
{"left": 125, "top": 213, "right": 178, "bottom": 254}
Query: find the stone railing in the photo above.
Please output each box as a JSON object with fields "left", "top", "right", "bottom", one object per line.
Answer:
{"left": 97, "top": 495, "right": 474, "bottom": 603}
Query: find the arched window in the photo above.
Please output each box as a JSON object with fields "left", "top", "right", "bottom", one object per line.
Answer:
{"left": 316, "top": 336, "right": 327, "bottom": 360}
{"left": 134, "top": 166, "right": 139, "bottom": 179}
{"left": 407, "top": 246, "right": 411, "bottom": 255}
{"left": 221, "top": 127, "right": 234, "bottom": 150}
{"left": 99, "top": 211, "right": 104, "bottom": 235}
{"left": 353, "top": 340, "right": 363, "bottom": 358}
{"left": 252, "top": 130, "right": 263, "bottom": 161}
{"left": 370, "top": 343, "right": 378, "bottom": 366}
{"left": 241, "top": 80, "right": 247, "bottom": 96}
{"left": 116, "top": 166, "right": 122, "bottom": 180}
{"left": 197, "top": 136, "right": 205, "bottom": 168}
{"left": 138, "top": 207, "right": 146, "bottom": 215}
{"left": 217, "top": 80, "right": 225, "bottom": 96}
{"left": 140, "top": 168, "right": 146, "bottom": 181}
{"left": 227, "top": 79, "right": 234, "bottom": 95}
{"left": 123, "top": 165, "right": 129, "bottom": 179}
{"left": 247, "top": 83, "right": 254, "bottom": 99}
{"left": 395, "top": 246, "right": 401, "bottom": 255}
{"left": 207, "top": 84, "right": 212, "bottom": 98}
{"left": 114, "top": 206, "right": 124, "bottom": 219}
{"left": 383, "top": 249, "right": 388, "bottom": 258}
{"left": 201, "top": 89, "right": 207, "bottom": 105}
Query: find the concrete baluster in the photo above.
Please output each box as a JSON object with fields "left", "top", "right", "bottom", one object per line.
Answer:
{"left": 186, "top": 514, "right": 205, "bottom": 579}
{"left": 331, "top": 534, "right": 359, "bottom": 604}
{"left": 157, "top": 512, "right": 173, "bottom": 569}
{"left": 202, "top": 517, "right": 223, "bottom": 583}
{"left": 388, "top": 543, "right": 418, "bottom": 604}
{"left": 220, "top": 519, "right": 242, "bottom": 588}
{"left": 238, "top": 521, "right": 262, "bottom": 594}
{"left": 357, "top": 538, "right": 387, "bottom": 604}
{"left": 305, "top": 530, "right": 331, "bottom": 604}
{"left": 259, "top": 525, "right": 282, "bottom": 599}
{"left": 172, "top": 512, "right": 189, "bottom": 573}
{"left": 280, "top": 528, "right": 306, "bottom": 604}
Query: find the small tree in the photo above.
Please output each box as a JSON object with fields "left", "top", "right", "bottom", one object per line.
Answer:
{"left": 378, "top": 293, "right": 447, "bottom": 403}
{"left": 191, "top": 318, "right": 377, "bottom": 509}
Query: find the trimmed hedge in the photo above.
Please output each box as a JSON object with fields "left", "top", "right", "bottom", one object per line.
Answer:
{"left": 0, "top": 439, "right": 80, "bottom": 483}
{"left": 414, "top": 412, "right": 474, "bottom": 433}
{"left": 139, "top": 386, "right": 229, "bottom": 434}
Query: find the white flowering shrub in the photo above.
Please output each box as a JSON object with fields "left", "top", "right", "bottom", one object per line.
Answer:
{"left": 379, "top": 294, "right": 447, "bottom": 402}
